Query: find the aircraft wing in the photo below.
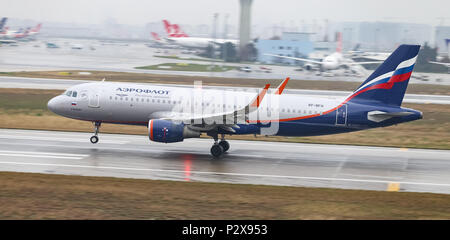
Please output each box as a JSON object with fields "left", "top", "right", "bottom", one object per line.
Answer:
{"left": 345, "top": 61, "right": 383, "bottom": 65}
{"left": 150, "top": 84, "right": 271, "bottom": 131}
{"left": 429, "top": 61, "right": 450, "bottom": 67}
{"left": 264, "top": 53, "right": 323, "bottom": 64}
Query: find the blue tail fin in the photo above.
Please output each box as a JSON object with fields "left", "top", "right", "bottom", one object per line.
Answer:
{"left": 0, "top": 18, "right": 7, "bottom": 30}
{"left": 346, "top": 44, "right": 420, "bottom": 107}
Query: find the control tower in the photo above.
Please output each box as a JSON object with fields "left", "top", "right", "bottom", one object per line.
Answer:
{"left": 239, "top": 0, "right": 253, "bottom": 59}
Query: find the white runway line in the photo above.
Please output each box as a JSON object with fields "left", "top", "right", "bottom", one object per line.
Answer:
{"left": 1, "top": 160, "right": 449, "bottom": 188}
{"left": 0, "top": 134, "right": 129, "bottom": 144}
{"left": 0, "top": 150, "right": 88, "bottom": 160}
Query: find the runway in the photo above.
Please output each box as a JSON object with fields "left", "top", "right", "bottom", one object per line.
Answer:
{"left": 1, "top": 76, "right": 450, "bottom": 104}
{"left": 0, "top": 129, "right": 449, "bottom": 194}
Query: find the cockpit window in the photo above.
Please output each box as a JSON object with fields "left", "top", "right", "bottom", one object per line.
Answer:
{"left": 72, "top": 91, "right": 77, "bottom": 97}
{"left": 65, "top": 91, "right": 72, "bottom": 96}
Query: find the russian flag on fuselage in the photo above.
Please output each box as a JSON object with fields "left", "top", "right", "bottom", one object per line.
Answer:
{"left": 346, "top": 45, "right": 420, "bottom": 107}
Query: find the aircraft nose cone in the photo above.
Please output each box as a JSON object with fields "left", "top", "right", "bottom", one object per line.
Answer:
{"left": 47, "top": 96, "right": 60, "bottom": 114}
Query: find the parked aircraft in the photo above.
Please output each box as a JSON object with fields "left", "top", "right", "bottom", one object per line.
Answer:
{"left": 48, "top": 45, "right": 422, "bottom": 157}
{"left": 265, "top": 33, "right": 382, "bottom": 74}
{"left": 0, "top": 20, "right": 42, "bottom": 41}
{"left": 162, "top": 20, "right": 238, "bottom": 49}
{"left": 429, "top": 61, "right": 450, "bottom": 73}
{"left": 0, "top": 18, "right": 16, "bottom": 43}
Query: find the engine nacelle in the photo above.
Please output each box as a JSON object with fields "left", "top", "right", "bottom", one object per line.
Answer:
{"left": 148, "top": 119, "right": 201, "bottom": 143}
{"left": 304, "top": 64, "right": 314, "bottom": 71}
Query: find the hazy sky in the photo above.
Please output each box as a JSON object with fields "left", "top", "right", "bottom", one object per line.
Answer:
{"left": 2, "top": 0, "right": 449, "bottom": 26}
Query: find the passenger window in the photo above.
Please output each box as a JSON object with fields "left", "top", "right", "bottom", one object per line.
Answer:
{"left": 72, "top": 91, "right": 77, "bottom": 97}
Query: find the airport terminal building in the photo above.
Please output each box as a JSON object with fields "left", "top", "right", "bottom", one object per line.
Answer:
{"left": 256, "top": 32, "right": 314, "bottom": 65}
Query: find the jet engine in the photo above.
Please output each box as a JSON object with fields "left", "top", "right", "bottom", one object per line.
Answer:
{"left": 304, "top": 63, "right": 314, "bottom": 71}
{"left": 148, "top": 119, "right": 201, "bottom": 143}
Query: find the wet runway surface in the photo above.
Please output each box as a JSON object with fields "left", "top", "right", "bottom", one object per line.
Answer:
{"left": 0, "top": 129, "right": 449, "bottom": 194}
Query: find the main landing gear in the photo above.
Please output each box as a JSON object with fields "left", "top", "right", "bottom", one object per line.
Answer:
{"left": 209, "top": 133, "right": 230, "bottom": 158}
{"left": 90, "top": 121, "right": 101, "bottom": 144}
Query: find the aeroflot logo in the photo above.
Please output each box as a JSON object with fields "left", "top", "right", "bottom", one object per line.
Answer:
{"left": 116, "top": 87, "right": 169, "bottom": 95}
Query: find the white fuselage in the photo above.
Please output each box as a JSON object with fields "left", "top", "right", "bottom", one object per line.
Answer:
{"left": 48, "top": 82, "right": 341, "bottom": 125}
{"left": 167, "top": 37, "right": 239, "bottom": 49}
{"left": 321, "top": 52, "right": 344, "bottom": 70}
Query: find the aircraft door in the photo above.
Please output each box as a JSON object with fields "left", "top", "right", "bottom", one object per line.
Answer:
{"left": 335, "top": 104, "right": 347, "bottom": 125}
{"left": 88, "top": 91, "right": 100, "bottom": 108}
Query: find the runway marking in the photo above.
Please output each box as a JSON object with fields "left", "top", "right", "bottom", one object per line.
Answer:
{"left": 0, "top": 161, "right": 450, "bottom": 188}
{"left": 387, "top": 182, "right": 400, "bottom": 192}
{"left": 0, "top": 150, "right": 89, "bottom": 157}
{"left": 0, "top": 134, "right": 129, "bottom": 144}
{"left": 339, "top": 173, "right": 403, "bottom": 180}
{"left": 0, "top": 153, "right": 85, "bottom": 160}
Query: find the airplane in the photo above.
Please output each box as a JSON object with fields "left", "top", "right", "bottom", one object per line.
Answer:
{"left": 265, "top": 33, "right": 382, "bottom": 74}
{"left": 26, "top": 23, "right": 42, "bottom": 38}
{"left": 429, "top": 61, "right": 450, "bottom": 67}
{"left": 0, "top": 18, "right": 16, "bottom": 44}
{"left": 162, "top": 20, "right": 239, "bottom": 49}
{"left": 0, "top": 17, "right": 7, "bottom": 31}
{"left": 47, "top": 45, "right": 423, "bottom": 157}
{"left": 429, "top": 61, "right": 450, "bottom": 73}
{"left": 0, "top": 23, "right": 41, "bottom": 40}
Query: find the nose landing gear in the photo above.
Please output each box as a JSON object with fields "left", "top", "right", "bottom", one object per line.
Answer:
{"left": 90, "top": 122, "right": 101, "bottom": 144}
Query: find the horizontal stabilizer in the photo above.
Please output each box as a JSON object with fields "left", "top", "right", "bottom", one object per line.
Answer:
{"left": 367, "top": 111, "right": 413, "bottom": 122}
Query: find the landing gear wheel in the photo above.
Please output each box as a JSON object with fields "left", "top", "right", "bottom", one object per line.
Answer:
{"left": 210, "top": 144, "right": 224, "bottom": 158}
{"left": 90, "top": 136, "right": 99, "bottom": 144}
{"left": 219, "top": 140, "right": 230, "bottom": 152}
{"left": 90, "top": 121, "right": 101, "bottom": 144}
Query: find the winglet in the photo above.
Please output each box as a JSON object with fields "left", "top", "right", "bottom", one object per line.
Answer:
{"left": 250, "top": 84, "right": 270, "bottom": 108}
{"left": 274, "top": 77, "right": 290, "bottom": 95}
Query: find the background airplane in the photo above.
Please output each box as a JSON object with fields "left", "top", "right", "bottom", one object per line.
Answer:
{"left": 0, "top": 20, "right": 42, "bottom": 41}
{"left": 162, "top": 19, "right": 239, "bottom": 49}
{"left": 0, "top": 18, "right": 18, "bottom": 44}
{"left": 47, "top": 45, "right": 422, "bottom": 157}
{"left": 265, "top": 33, "right": 382, "bottom": 75}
